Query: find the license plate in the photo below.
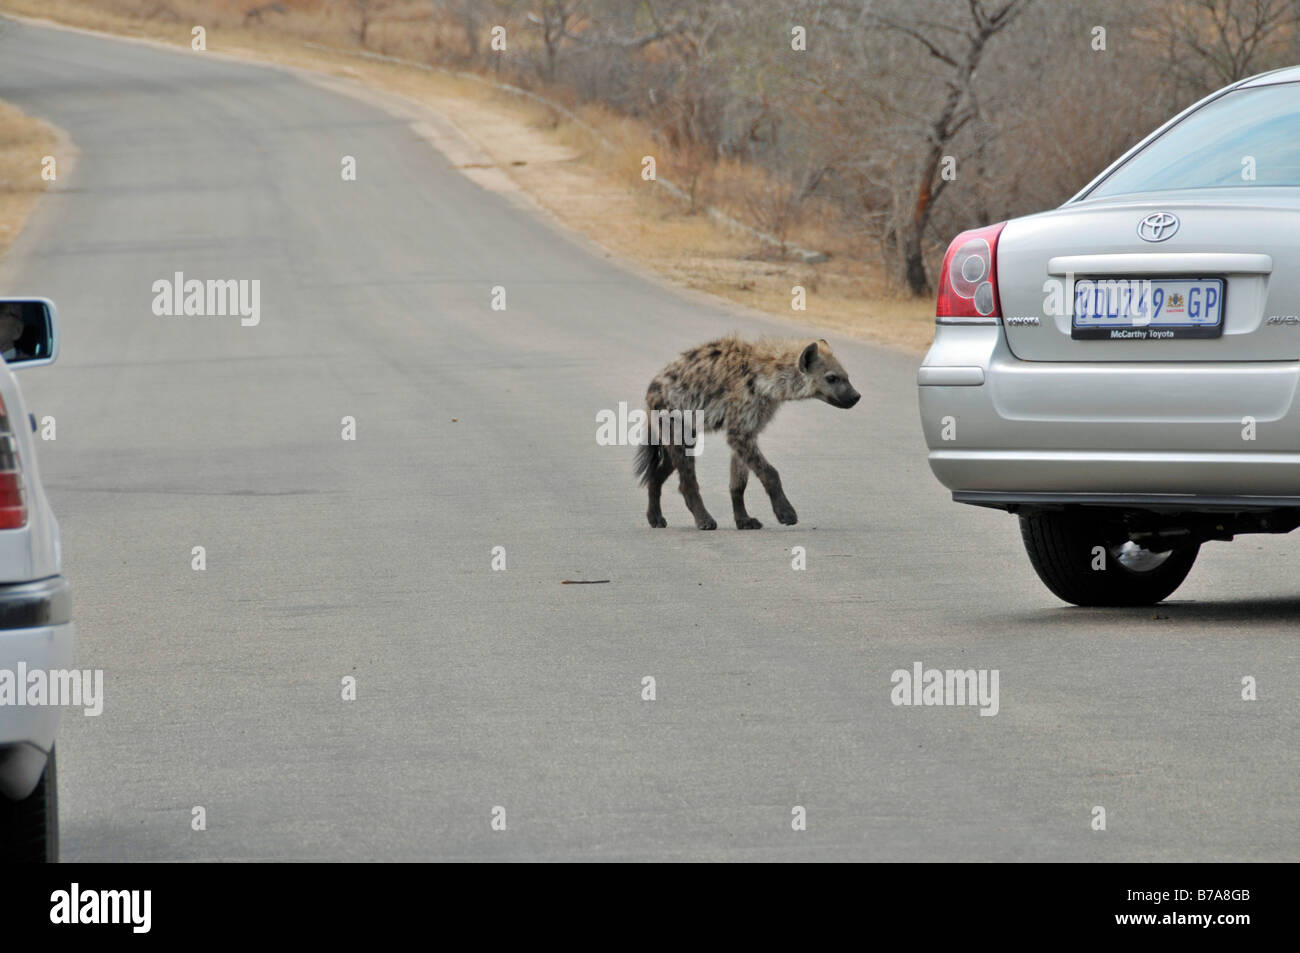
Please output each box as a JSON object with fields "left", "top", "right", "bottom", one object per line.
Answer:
{"left": 1071, "top": 277, "right": 1225, "bottom": 340}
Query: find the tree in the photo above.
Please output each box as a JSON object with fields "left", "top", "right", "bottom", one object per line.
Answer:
{"left": 1152, "top": 0, "right": 1300, "bottom": 95}
{"left": 351, "top": 0, "right": 381, "bottom": 47}
{"left": 525, "top": 0, "right": 584, "bottom": 82}
{"left": 439, "top": 0, "right": 483, "bottom": 59}
{"left": 874, "top": 0, "right": 1032, "bottom": 295}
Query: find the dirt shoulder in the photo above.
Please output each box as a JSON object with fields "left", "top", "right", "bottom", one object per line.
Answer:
{"left": 0, "top": 97, "right": 58, "bottom": 265}
{"left": 0, "top": 1, "right": 935, "bottom": 353}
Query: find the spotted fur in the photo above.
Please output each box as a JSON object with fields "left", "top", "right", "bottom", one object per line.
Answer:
{"left": 635, "top": 334, "right": 860, "bottom": 530}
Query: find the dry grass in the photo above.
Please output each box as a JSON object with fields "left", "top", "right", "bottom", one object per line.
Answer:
{"left": 0, "top": 98, "right": 57, "bottom": 263}
{"left": 0, "top": 0, "right": 936, "bottom": 352}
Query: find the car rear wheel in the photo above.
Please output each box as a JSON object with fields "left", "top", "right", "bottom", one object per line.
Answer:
{"left": 0, "top": 746, "right": 58, "bottom": 862}
{"left": 1019, "top": 513, "right": 1199, "bottom": 607}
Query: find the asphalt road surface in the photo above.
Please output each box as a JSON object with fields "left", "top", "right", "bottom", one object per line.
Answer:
{"left": 0, "top": 17, "right": 1294, "bottom": 861}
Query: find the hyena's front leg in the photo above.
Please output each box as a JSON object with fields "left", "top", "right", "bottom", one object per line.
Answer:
{"left": 730, "top": 451, "right": 762, "bottom": 529}
{"left": 730, "top": 432, "right": 797, "bottom": 525}
{"left": 666, "top": 443, "right": 717, "bottom": 530}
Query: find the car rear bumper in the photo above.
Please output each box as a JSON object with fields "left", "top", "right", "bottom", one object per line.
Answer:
{"left": 954, "top": 490, "right": 1300, "bottom": 512}
{"left": 0, "top": 576, "right": 73, "bottom": 800}
{"left": 929, "top": 449, "right": 1300, "bottom": 496}
{"left": 919, "top": 324, "right": 1300, "bottom": 501}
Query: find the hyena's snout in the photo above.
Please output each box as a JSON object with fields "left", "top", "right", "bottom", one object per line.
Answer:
{"left": 829, "top": 386, "right": 860, "bottom": 409}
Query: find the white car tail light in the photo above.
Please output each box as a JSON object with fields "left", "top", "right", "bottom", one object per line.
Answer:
{"left": 0, "top": 394, "right": 27, "bottom": 529}
{"left": 936, "top": 222, "right": 1006, "bottom": 319}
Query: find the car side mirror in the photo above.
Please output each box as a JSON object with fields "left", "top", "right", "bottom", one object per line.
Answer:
{"left": 0, "top": 298, "right": 59, "bottom": 367}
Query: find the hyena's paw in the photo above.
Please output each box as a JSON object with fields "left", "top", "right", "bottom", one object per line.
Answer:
{"left": 647, "top": 512, "right": 667, "bottom": 528}
{"left": 696, "top": 515, "right": 718, "bottom": 531}
{"left": 774, "top": 501, "right": 798, "bottom": 525}
{"left": 736, "top": 516, "right": 763, "bottom": 530}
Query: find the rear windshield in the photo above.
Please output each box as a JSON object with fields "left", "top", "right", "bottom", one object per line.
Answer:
{"left": 1087, "top": 82, "right": 1300, "bottom": 199}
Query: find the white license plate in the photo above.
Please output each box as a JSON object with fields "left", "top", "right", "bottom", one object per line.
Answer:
{"left": 1072, "top": 277, "right": 1225, "bottom": 340}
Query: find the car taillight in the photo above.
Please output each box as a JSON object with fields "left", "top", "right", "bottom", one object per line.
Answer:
{"left": 0, "top": 396, "right": 26, "bottom": 529}
{"left": 935, "top": 222, "right": 1007, "bottom": 319}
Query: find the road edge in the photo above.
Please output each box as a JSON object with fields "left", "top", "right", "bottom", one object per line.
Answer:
{"left": 0, "top": 9, "right": 924, "bottom": 358}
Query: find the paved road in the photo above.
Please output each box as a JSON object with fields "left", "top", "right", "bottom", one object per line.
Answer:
{"left": 0, "top": 17, "right": 1294, "bottom": 861}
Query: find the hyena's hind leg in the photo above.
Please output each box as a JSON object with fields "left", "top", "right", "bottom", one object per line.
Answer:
{"left": 645, "top": 449, "right": 674, "bottom": 528}
{"left": 729, "top": 431, "right": 797, "bottom": 526}
{"left": 635, "top": 442, "right": 675, "bottom": 528}
{"left": 730, "top": 451, "right": 762, "bottom": 529}
{"left": 666, "top": 443, "right": 717, "bottom": 530}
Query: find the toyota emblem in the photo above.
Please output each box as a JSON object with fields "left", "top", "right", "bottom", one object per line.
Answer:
{"left": 1138, "top": 212, "right": 1180, "bottom": 242}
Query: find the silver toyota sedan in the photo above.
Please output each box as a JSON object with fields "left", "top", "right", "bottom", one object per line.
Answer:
{"left": 919, "top": 66, "right": 1300, "bottom": 607}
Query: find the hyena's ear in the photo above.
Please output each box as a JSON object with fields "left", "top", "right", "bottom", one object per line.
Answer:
{"left": 799, "top": 341, "right": 820, "bottom": 373}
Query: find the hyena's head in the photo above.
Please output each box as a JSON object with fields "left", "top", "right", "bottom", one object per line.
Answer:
{"left": 798, "top": 340, "right": 860, "bottom": 409}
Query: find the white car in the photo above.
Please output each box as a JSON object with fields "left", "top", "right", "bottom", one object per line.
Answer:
{"left": 0, "top": 298, "right": 71, "bottom": 861}
{"left": 919, "top": 67, "right": 1300, "bottom": 606}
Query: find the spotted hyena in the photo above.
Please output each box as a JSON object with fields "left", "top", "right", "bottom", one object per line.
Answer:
{"left": 633, "top": 335, "right": 860, "bottom": 530}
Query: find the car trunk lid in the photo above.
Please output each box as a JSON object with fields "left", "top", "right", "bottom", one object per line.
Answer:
{"left": 996, "top": 188, "right": 1300, "bottom": 362}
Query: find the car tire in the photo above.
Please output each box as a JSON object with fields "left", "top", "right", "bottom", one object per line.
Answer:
{"left": 1019, "top": 513, "right": 1199, "bottom": 607}
{"left": 0, "top": 746, "right": 58, "bottom": 862}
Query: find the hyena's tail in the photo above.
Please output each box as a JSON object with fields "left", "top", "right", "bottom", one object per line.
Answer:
{"left": 634, "top": 440, "right": 669, "bottom": 487}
